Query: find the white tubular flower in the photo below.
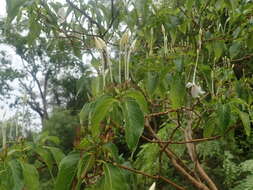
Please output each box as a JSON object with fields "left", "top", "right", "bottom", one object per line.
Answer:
{"left": 57, "top": 7, "right": 66, "bottom": 24}
{"left": 161, "top": 24, "right": 166, "bottom": 35}
{"left": 149, "top": 182, "right": 156, "bottom": 190}
{"left": 186, "top": 82, "right": 205, "bottom": 98}
{"left": 94, "top": 37, "right": 106, "bottom": 50}
{"left": 120, "top": 30, "right": 130, "bottom": 47}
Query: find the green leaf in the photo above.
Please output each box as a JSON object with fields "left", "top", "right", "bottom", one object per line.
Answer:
{"left": 203, "top": 117, "right": 216, "bottom": 137}
{"left": 46, "top": 147, "right": 65, "bottom": 168}
{"left": 103, "top": 143, "right": 120, "bottom": 163}
{"left": 217, "top": 103, "right": 231, "bottom": 133}
{"left": 123, "top": 89, "right": 149, "bottom": 113}
{"left": 42, "top": 136, "right": 60, "bottom": 145}
{"left": 34, "top": 131, "right": 60, "bottom": 145}
{"left": 91, "top": 75, "right": 102, "bottom": 97}
{"left": 230, "top": 98, "right": 248, "bottom": 106}
{"left": 235, "top": 81, "right": 250, "bottom": 103}
{"left": 91, "top": 96, "right": 117, "bottom": 137}
{"left": 169, "top": 75, "right": 186, "bottom": 108}
{"left": 174, "top": 58, "right": 184, "bottom": 72}
{"left": 54, "top": 153, "right": 80, "bottom": 190}
{"left": 237, "top": 111, "right": 251, "bottom": 136}
{"left": 145, "top": 72, "right": 159, "bottom": 95}
{"left": 77, "top": 154, "right": 94, "bottom": 179}
{"left": 27, "top": 15, "right": 42, "bottom": 45}
{"left": 213, "top": 41, "right": 225, "bottom": 59}
{"left": 21, "top": 162, "right": 40, "bottom": 190}
{"left": 170, "top": 30, "right": 177, "bottom": 45}
{"left": 35, "top": 147, "right": 54, "bottom": 171}
{"left": 229, "top": 42, "right": 241, "bottom": 58}
{"left": 110, "top": 104, "right": 124, "bottom": 127}
{"left": 8, "top": 160, "right": 24, "bottom": 190}
{"left": 73, "top": 46, "right": 81, "bottom": 58}
{"left": 79, "top": 102, "right": 92, "bottom": 125}
{"left": 247, "top": 34, "right": 253, "bottom": 49}
{"left": 6, "top": 0, "right": 27, "bottom": 22}
{"left": 76, "top": 153, "right": 95, "bottom": 189}
{"left": 250, "top": 111, "right": 253, "bottom": 122}
{"left": 122, "top": 98, "right": 144, "bottom": 150}
{"left": 103, "top": 163, "right": 129, "bottom": 190}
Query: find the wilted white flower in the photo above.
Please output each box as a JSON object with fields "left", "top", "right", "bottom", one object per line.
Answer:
{"left": 149, "top": 182, "right": 156, "bottom": 190}
{"left": 57, "top": 7, "right": 66, "bottom": 24}
{"left": 186, "top": 82, "right": 205, "bottom": 98}
{"left": 94, "top": 37, "right": 106, "bottom": 50}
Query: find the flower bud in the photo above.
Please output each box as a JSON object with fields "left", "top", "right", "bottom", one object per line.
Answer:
{"left": 94, "top": 37, "right": 106, "bottom": 50}
{"left": 149, "top": 182, "right": 156, "bottom": 190}
{"left": 120, "top": 30, "right": 130, "bottom": 47}
{"left": 161, "top": 24, "right": 166, "bottom": 35}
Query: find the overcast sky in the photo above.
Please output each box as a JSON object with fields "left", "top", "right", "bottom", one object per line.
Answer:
{"left": 0, "top": 1, "right": 8, "bottom": 120}
{"left": 0, "top": 0, "right": 6, "bottom": 18}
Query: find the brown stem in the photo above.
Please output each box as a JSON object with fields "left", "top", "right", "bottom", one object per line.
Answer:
{"left": 184, "top": 111, "right": 218, "bottom": 190}
{"left": 142, "top": 123, "right": 237, "bottom": 145}
{"left": 111, "top": 162, "right": 186, "bottom": 190}
{"left": 196, "top": 161, "right": 218, "bottom": 190}
{"left": 145, "top": 122, "right": 210, "bottom": 190}
{"left": 142, "top": 135, "right": 221, "bottom": 144}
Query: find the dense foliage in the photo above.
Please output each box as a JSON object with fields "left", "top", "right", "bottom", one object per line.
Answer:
{"left": 0, "top": 0, "right": 253, "bottom": 189}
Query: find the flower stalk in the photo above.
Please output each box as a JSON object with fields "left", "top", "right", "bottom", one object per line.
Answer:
{"left": 94, "top": 37, "right": 113, "bottom": 88}
{"left": 119, "top": 30, "right": 136, "bottom": 82}
{"left": 161, "top": 24, "right": 168, "bottom": 56}
{"left": 186, "top": 29, "right": 205, "bottom": 98}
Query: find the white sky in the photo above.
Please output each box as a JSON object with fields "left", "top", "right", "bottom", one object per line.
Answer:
{"left": 0, "top": 1, "right": 8, "bottom": 120}
{"left": 0, "top": 0, "right": 6, "bottom": 18}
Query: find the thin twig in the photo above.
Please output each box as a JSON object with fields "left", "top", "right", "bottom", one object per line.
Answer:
{"left": 110, "top": 162, "right": 186, "bottom": 190}
{"left": 66, "top": 0, "right": 102, "bottom": 32}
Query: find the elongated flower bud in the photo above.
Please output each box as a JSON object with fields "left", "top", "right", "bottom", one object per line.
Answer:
{"left": 161, "top": 24, "right": 166, "bottom": 35}
{"left": 120, "top": 30, "right": 130, "bottom": 47}
{"left": 149, "top": 182, "right": 156, "bottom": 190}
{"left": 94, "top": 37, "right": 106, "bottom": 50}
